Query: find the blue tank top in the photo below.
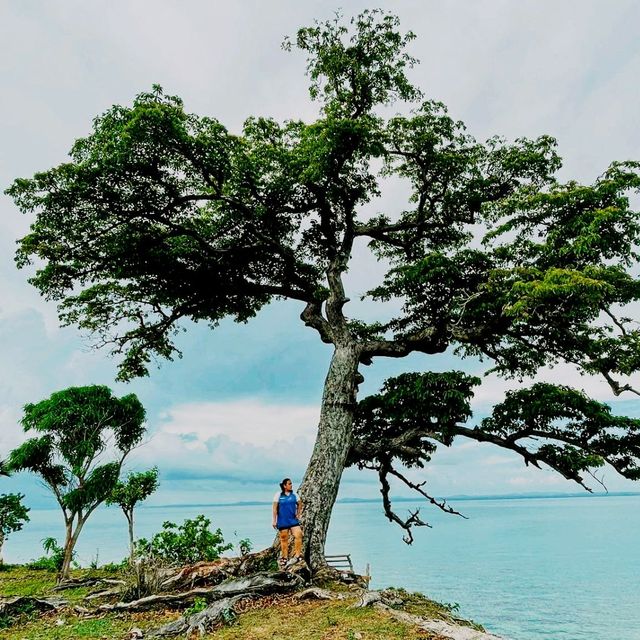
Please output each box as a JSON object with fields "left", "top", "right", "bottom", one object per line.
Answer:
{"left": 276, "top": 491, "right": 299, "bottom": 528}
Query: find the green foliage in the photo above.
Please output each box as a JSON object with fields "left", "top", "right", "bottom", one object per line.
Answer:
{"left": 8, "top": 386, "right": 146, "bottom": 507}
{"left": 220, "top": 607, "right": 238, "bottom": 626}
{"left": 6, "top": 386, "right": 146, "bottom": 577}
{"left": 106, "top": 467, "right": 159, "bottom": 513}
{"left": 19, "top": 385, "right": 146, "bottom": 457}
{"left": 354, "top": 375, "right": 640, "bottom": 500}
{"left": 350, "top": 372, "right": 480, "bottom": 469}
{"left": 237, "top": 537, "right": 253, "bottom": 556}
{"left": 99, "top": 559, "right": 129, "bottom": 573}
{"left": 0, "top": 493, "right": 30, "bottom": 540}
{"left": 284, "top": 10, "right": 421, "bottom": 115}
{"left": 107, "top": 467, "right": 159, "bottom": 561}
{"left": 27, "top": 537, "right": 68, "bottom": 572}
{"left": 135, "top": 515, "right": 232, "bottom": 566}
{"left": 185, "top": 596, "right": 208, "bottom": 616}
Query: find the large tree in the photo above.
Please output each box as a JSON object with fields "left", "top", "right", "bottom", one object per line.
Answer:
{"left": 7, "top": 386, "right": 146, "bottom": 579}
{"left": 7, "top": 11, "right": 640, "bottom": 568}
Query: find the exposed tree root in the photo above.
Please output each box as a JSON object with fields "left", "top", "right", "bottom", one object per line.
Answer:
{"left": 98, "top": 571, "right": 304, "bottom": 613}
{"left": 147, "top": 595, "right": 248, "bottom": 637}
{"left": 158, "top": 546, "right": 276, "bottom": 590}
{"left": 294, "top": 587, "right": 348, "bottom": 601}
{"left": 0, "top": 595, "right": 67, "bottom": 617}
{"left": 376, "top": 603, "right": 503, "bottom": 639}
{"left": 84, "top": 586, "right": 126, "bottom": 601}
{"left": 352, "top": 590, "right": 401, "bottom": 608}
{"left": 52, "top": 577, "right": 125, "bottom": 591}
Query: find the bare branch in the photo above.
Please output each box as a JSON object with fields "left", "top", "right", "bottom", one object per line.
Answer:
{"left": 386, "top": 466, "right": 467, "bottom": 519}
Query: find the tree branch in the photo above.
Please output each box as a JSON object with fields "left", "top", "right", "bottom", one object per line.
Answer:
{"left": 374, "top": 459, "right": 430, "bottom": 544}
{"left": 300, "top": 301, "right": 334, "bottom": 344}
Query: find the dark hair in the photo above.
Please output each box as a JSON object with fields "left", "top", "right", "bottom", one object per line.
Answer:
{"left": 279, "top": 478, "right": 291, "bottom": 495}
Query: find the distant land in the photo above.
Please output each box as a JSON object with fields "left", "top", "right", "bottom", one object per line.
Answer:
{"left": 141, "top": 490, "right": 640, "bottom": 510}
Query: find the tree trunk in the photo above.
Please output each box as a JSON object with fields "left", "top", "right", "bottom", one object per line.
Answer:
{"left": 60, "top": 520, "right": 73, "bottom": 580}
{"left": 0, "top": 532, "right": 4, "bottom": 565}
{"left": 299, "top": 343, "right": 360, "bottom": 568}
{"left": 61, "top": 518, "right": 84, "bottom": 580}
{"left": 127, "top": 510, "right": 135, "bottom": 564}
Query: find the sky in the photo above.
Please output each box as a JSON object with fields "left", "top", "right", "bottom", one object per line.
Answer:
{"left": 1, "top": 0, "right": 639, "bottom": 511}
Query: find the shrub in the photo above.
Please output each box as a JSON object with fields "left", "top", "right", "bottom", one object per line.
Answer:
{"left": 27, "top": 537, "right": 69, "bottom": 571}
{"left": 238, "top": 537, "right": 253, "bottom": 556}
{"left": 136, "top": 515, "right": 232, "bottom": 565}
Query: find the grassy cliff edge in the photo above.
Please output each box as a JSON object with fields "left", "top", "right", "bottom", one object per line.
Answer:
{"left": 0, "top": 565, "right": 497, "bottom": 639}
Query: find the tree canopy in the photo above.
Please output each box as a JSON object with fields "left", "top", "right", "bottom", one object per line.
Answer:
{"left": 107, "top": 467, "right": 159, "bottom": 562}
{"left": 0, "top": 492, "right": 30, "bottom": 563}
{"left": 6, "top": 10, "right": 640, "bottom": 558}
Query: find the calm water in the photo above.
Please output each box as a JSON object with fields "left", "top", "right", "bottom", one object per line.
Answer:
{"left": 2, "top": 495, "right": 639, "bottom": 639}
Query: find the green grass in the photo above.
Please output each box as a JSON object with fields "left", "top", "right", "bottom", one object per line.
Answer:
{"left": 210, "top": 598, "right": 434, "bottom": 640}
{"left": 0, "top": 565, "right": 115, "bottom": 602}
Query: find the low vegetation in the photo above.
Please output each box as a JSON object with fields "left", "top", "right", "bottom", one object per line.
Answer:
{"left": 0, "top": 564, "right": 486, "bottom": 639}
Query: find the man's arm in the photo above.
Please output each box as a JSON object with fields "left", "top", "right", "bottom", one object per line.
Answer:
{"left": 272, "top": 500, "right": 278, "bottom": 529}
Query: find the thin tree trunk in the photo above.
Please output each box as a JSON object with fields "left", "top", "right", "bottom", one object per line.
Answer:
{"left": 61, "top": 517, "right": 85, "bottom": 580}
{"left": 299, "top": 343, "right": 360, "bottom": 569}
{"left": 0, "top": 532, "right": 4, "bottom": 565}
{"left": 60, "top": 519, "right": 74, "bottom": 580}
{"left": 127, "top": 511, "right": 135, "bottom": 565}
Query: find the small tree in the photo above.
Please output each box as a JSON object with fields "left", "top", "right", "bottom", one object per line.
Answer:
{"left": 136, "top": 515, "right": 232, "bottom": 566}
{"left": 107, "top": 467, "right": 159, "bottom": 563}
{"left": 0, "top": 493, "right": 30, "bottom": 564}
{"left": 7, "top": 385, "right": 146, "bottom": 579}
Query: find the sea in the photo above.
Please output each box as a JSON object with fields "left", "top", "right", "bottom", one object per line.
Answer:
{"left": 2, "top": 494, "right": 639, "bottom": 640}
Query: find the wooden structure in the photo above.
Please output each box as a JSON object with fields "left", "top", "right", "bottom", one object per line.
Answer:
{"left": 324, "top": 554, "right": 354, "bottom": 573}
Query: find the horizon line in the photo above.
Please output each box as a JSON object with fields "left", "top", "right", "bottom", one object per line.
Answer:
{"left": 138, "top": 490, "right": 640, "bottom": 510}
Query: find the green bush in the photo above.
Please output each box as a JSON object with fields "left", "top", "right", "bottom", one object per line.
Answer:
{"left": 100, "top": 559, "right": 129, "bottom": 573}
{"left": 27, "top": 537, "right": 69, "bottom": 572}
{"left": 238, "top": 537, "right": 253, "bottom": 556}
{"left": 136, "top": 515, "right": 232, "bottom": 565}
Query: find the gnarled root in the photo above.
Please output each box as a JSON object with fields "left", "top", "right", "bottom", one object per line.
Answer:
{"left": 147, "top": 595, "right": 247, "bottom": 637}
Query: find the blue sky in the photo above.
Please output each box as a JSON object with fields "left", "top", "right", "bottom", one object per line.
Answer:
{"left": 1, "top": 1, "right": 639, "bottom": 511}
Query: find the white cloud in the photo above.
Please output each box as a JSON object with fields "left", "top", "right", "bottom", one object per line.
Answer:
{"left": 158, "top": 400, "right": 319, "bottom": 448}
{"left": 470, "top": 363, "right": 640, "bottom": 415}
{"left": 124, "top": 399, "right": 319, "bottom": 487}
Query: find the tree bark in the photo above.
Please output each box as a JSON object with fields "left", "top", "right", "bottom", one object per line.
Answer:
{"left": 60, "top": 519, "right": 74, "bottom": 580}
{"left": 0, "top": 532, "right": 4, "bottom": 565}
{"left": 299, "top": 343, "right": 360, "bottom": 568}
{"left": 127, "top": 510, "right": 135, "bottom": 564}
{"left": 61, "top": 518, "right": 85, "bottom": 580}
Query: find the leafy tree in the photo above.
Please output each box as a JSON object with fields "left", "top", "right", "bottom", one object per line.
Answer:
{"left": 0, "top": 493, "right": 30, "bottom": 564}
{"left": 7, "top": 11, "right": 640, "bottom": 567}
{"left": 135, "top": 515, "right": 232, "bottom": 566}
{"left": 106, "top": 467, "right": 159, "bottom": 563}
{"left": 7, "top": 385, "right": 146, "bottom": 579}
